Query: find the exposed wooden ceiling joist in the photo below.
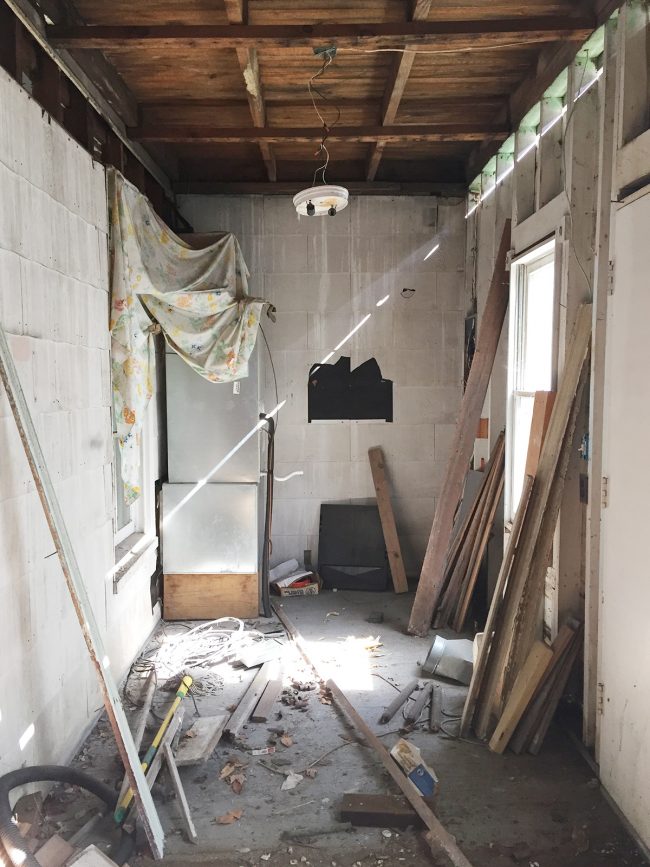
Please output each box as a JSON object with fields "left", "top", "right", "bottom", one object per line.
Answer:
{"left": 131, "top": 123, "right": 510, "bottom": 144}
{"left": 48, "top": 18, "right": 596, "bottom": 52}
{"left": 173, "top": 180, "right": 467, "bottom": 196}
{"left": 366, "top": 0, "right": 432, "bottom": 182}
{"left": 223, "top": 0, "right": 276, "bottom": 182}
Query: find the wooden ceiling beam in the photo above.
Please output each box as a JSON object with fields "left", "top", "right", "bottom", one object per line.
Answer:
{"left": 48, "top": 19, "right": 596, "bottom": 52}
{"left": 173, "top": 180, "right": 467, "bottom": 196}
{"left": 131, "top": 123, "right": 509, "bottom": 144}
{"left": 223, "top": 0, "right": 275, "bottom": 182}
{"left": 367, "top": 0, "right": 432, "bottom": 181}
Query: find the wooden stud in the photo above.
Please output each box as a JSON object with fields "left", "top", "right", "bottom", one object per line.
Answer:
{"left": 225, "top": 662, "right": 274, "bottom": 738}
{"left": 488, "top": 640, "right": 554, "bottom": 754}
{"left": 368, "top": 446, "right": 408, "bottom": 594}
{"left": 464, "top": 475, "right": 534, "bottom": 739}
{"left": 250, "top": 677, "right": 283, "bottom": 723}
{"left": 408, "top": 222, "right": 511, "bottom": 637}
{"left": 162, "top": 744, "right": 198, "bottom": 844}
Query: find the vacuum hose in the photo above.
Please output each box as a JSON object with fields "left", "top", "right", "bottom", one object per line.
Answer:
{"left": 0, "top": 766, "right": 134, "bottom": 867}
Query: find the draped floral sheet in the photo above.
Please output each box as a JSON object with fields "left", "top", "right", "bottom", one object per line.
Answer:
{"left": 109, "top": 170, "right": 266, "bottom": 504}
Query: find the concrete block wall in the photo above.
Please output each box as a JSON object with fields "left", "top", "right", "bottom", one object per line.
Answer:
{"left": 0, "top": 67, "right": 158, "bottom": 773}
{"left": 179, "top": 193, "right": 468, "bottom": 576}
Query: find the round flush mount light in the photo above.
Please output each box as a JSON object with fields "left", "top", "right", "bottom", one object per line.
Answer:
{"left": 293, "top": 184, "right": 349, "bottom": 217}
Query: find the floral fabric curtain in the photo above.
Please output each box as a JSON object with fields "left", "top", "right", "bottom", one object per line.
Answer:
{"left": 109, "top": 169, "right": 266, "bottom": 504}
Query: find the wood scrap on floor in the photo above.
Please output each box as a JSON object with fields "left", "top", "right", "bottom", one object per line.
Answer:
{"left": 273, "top": 602, "right": 475, "bottom": 867}
{"left": 460, "top": 305, "right": 592, "bottom": 744}
{"left": 368, "top": 446, "right": 408, "bottom": 594}
{"left": 378, "top": 679, "right": 419, "bottom": 724}
{"left": 66, "top": 845, "right": 118, "bottom": 866}
{"left": 162, "top": 743, "right": 198, "bottom": 844}
{"left": 175, "top": 714, "right": 229, "bottom": 766}
{"left": 408, "top": 221, "right": 511, "bottom": 637}
{"left": 34, "top": 834, "right": 75, "bottom": 867}
{"left": 340, "top": 792, "right": 437, "bottom": 830}
{"left": 250, "top": 673, "right": 284, "bottom": 722}
{"left": 225, "top": 661, "right": 275, "bottom": 737}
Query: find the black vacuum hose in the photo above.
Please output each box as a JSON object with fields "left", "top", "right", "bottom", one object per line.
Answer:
{"left": 0, "top": 765, "right": 134, "bottom": 867}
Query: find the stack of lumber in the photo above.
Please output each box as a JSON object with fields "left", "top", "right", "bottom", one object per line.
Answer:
{"left": 460, "top": 303, "right": 592, "bottom": 745}
{"left": 508, "top": 620, "right": 584, "bottom": 755}
{"left": 433, "top": 432, "right": 505, "bottom": 631}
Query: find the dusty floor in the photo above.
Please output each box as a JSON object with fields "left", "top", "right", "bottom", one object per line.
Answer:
{"left": 47, "top": 591, "right": 647, "bottom": 867}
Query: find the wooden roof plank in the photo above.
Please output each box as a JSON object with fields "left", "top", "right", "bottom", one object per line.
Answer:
{"left": 224, "top": 0, "right": 276, "bottom": 182}
{"left": 367, "top": 0, "right": 432, "bottom": 180}
{"left": 48, "top": 18, "right": 596, "bottom": 51}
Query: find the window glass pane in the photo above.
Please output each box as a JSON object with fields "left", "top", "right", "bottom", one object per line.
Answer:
{"left": 114, "top": 438, "right": 131, "bottom": 532}
{"left": 521, "top": 259, "right": 554, "bottom": 393}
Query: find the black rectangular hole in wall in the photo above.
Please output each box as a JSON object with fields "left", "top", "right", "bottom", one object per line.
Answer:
{"left": 308, "top": 356, "right": 393, "bottom": 422}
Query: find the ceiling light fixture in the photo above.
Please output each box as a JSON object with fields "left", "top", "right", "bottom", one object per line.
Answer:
{"left": 294, "top": 46, "right": 349, "bottom": 217}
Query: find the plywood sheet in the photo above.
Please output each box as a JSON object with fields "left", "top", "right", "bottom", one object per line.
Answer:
{"left": 164, "top": 573, "right": 259, "bottom": 620}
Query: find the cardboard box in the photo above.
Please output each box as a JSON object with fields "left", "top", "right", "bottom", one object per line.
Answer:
{"left": 274, "top": 575, "right": 322, "bottom": 597}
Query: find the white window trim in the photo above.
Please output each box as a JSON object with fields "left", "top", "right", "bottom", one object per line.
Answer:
{"left": 505, "top": 238, "right": 559, "bottom": 526}
{"left": 111, "top": 392, "right": 159, "bottom": 591}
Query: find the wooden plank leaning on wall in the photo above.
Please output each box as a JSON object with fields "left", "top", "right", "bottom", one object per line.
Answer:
{"left": 408, "top": 221, "right": 511, "bottom": 637}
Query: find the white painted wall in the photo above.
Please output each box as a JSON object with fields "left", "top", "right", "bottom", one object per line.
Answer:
{"left": 0, "top": 67, "right": 159, "bottom": 773}
{"left": 599, "top": 186, "right": 650, "bottom": 849}
{"left": 178, "top": 194, "right": 468, "bottom": 575}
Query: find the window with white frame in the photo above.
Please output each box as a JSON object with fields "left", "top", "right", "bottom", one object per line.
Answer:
{"left": 506, "top": 240, "right": 557, "bottom": 524}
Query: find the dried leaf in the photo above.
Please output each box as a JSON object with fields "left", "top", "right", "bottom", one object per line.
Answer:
{"left": 304, "top": 768, "right": 318, "bottom": 779}
{"left": 216, "top": 809, "right": 243, "bottom": 825}
{"left": 219, "top": 762, "right": 237, "bottom": 780}
{"left": 280, "top": 734, "right": 293, "bottom": 748}
{"left": 230, "top": 773, "right": 246, "bottom": 795}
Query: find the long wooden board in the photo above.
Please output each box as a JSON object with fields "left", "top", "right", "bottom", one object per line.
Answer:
{"left": 464, "top": 475, "right": 534, "bottom": 739}
{"left": 273, "top": 603, "right": 474, "bottom": 867}
{"left": 489, "top": 640, "right": 553, "bottom": 754}
{"left": 525, "top": 391, "right": 556, "bottom": 477}
{"left": 0, "top": 325, "right": 164, "bottom": 858}
{"left": 368, "top": 447, "right": 408, "bottom": 593}
{"left": 175, "top": 714, "right": 228, "bottom": 765}
{"left": 225, "top": 662, "right": 273, "bottom": 738}
{"left": 251, "top": 677, "right": 283, "bottom": 723}
{"left": 409, "top": 222, "right": 511, "bottom": 636}
{"left": 164, "top": 573, "right": 258, "bottom": 620}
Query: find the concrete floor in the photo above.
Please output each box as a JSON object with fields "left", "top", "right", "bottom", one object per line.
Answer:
{"left": 58, "top": 591, "right": 647, "bottom": 867}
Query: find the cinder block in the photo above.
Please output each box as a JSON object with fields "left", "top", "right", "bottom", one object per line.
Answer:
{"left": 274, "top": 422, "right": 350, "bottom": 463}
{"left": 307, "top": 310, "right": 354, "bottom": 352}
{"left": 265, "top": 273, "right": 351, "bottom": 313}
{"left": 350, "top": 423, "right": 436, "bottom": 463}
{"left": 264, "top": 235, "right": 310, "bottom": 273}
{"left": 309, "top": 234, "right": 351, "bottom": 274}
{"left": 392, "top": 496, "right": 436, "bottom": 536}
{"left": 0, "top": 248, "right": 24, "bottom": 334}
{"left": 387, "top": 460, "right": 444, "bottom": 500}
{"left": 437, "top": 270, "right": 467, "bottom": 311}
{"left": 265, "top": 311, "right": 309, "bottom": 351}
{"left": 434, "top": 423, "right": 457, "bottom": 461}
